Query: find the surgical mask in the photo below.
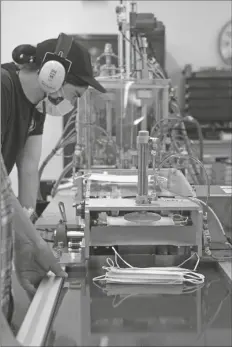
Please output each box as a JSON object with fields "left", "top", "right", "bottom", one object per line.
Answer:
{"left": 102, "top": 281, "right": 204, "bottom": 308}
{"left": 36, "top": 95, "right": 75, "bottom": 117}
{"left": 45, "top": 96, "right": 75, "bottom": 117}
{"left": 93, "top": 247, "right": 205, "bottom": 286}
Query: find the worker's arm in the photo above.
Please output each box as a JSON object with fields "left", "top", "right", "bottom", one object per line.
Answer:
{"left": 16, "top": 108, "right": 46, "bottom": 210}
{"left": 0, "top": 309, "right": 21, "bottom": 347}
{"left": 16, "top": 134, "right": 42, "bottom": 210}
{"left": 9, "top": 181, "right": 67, "bottom": 297}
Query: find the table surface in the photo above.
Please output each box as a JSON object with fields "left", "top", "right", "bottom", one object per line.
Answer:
{"left": 13, "top": 185, "right": 231, "bottom": 344}
{"left": 43, "top": 261, "right": 232, "bottom": 347}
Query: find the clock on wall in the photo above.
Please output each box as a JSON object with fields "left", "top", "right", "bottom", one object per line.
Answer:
{"left": 218, "top": 20, "right": 232, "bottom": 66}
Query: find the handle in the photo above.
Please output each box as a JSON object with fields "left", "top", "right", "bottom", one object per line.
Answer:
{"left": 58, "top": 201, "right": 67, "bottom": 222}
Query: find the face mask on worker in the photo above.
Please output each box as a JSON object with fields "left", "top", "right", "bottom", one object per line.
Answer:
{"left": 36, "top": 87, "right": 76, "bottom": 117}
{"left": 45, "top": 95, "right": 75, "bottom": 117}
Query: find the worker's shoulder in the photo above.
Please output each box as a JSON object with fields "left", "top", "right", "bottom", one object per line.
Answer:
{"left": 1, "top": 64, "right": 15, "bottom": 93}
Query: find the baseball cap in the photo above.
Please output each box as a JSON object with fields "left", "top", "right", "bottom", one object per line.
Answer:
{"left": 35, "top": 36, "right": 106, "bottom": 93}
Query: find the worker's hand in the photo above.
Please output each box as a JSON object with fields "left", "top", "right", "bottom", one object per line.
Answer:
{"left": 14, "top": 237, "right": 67, "bottom": 299}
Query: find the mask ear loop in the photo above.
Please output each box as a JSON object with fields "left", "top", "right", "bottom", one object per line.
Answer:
{"left": 94, "top": 248, "right": 204, "bottom": 286}
{"left": 112, "top": 293, "right": 137, "bottom": 308}
{"left": 106, "top": 257, "right": 115, "bottom": 268}
{"left": 92, "top": 279, "right": 108, "bottom": 294}
{"left": 92, "top": 257, "right": 115, "bottom": 283}
{"left": 183, "top": 272, "right": 205, "bottom": 285}
{"left": 177, "top": 252, "right": 200, "bottom": 271}
{"left": 111, "top": 280, "right": 204, "bottom": 308}
{"left": 183, "top": 282, "right": 205, "bottom": 294}
{"left": 112, "top": 247, "right": 133, "bottom": 268}
{"left": 112, "top": 247, "right": 201, "bottom": 273}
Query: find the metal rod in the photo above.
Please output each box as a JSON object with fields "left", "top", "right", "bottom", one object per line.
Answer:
{"left": 136, "top": 130, "right": 149, "bottom": 204}
{"left": 118, "top": 31, "right": 124, "bottom": 78}
{"left": 67, "top": 230, "right": 84, "bottom": 238}
{"left": 125, "top": 0, "right": 131, "bottom": 79}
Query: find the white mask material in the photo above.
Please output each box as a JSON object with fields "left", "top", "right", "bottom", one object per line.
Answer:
{"left": 100, "top": 281, "right": 205, "bottom": 308}
{"left": 44, "top": 97, "right": 75, "bottom": 117}
{"left": 36, "top": 85, "right": 76, "bottom": 117}
{"left": 93, "top": 247, "right": 205, "bottom": 286}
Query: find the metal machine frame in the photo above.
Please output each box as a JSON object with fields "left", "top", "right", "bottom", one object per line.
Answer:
{"left": 76, "top": 77, "right": 170, "bottom": 170}
{"left": 83, "top": 196, "right": 203, "bottom": 259}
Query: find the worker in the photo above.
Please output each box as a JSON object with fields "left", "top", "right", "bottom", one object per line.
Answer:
{"left": 0, "top": 33, "right": 106, "bottom": 340}
{"left": 0, "top": 153, "right": 67, "bottom": 340}
{"left": 1, "top": 33, "right": 106, "bottom": 217}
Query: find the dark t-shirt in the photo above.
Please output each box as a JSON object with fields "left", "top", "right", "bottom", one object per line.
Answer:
{"left": 1, "top": 63, "right": 46, "bottom": 174}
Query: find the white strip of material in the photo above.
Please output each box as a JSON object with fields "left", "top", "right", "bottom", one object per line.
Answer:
{"left": 16, "top": 274, "right": 64, "bottom": 347}
{"left": 218, "top": 261, "right": 232, "bottom": 282}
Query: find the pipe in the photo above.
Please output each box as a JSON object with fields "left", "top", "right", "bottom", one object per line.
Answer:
{"left": 136, "top": 130, "right": 149, "bottom": 204}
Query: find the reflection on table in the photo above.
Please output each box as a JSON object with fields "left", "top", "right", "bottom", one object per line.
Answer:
{"left": 45, "top": 262, "right": 231, "bottom": 347}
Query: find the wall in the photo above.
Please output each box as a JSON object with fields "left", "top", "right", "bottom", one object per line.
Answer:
{"left": 1, "top": 0, "right": 231, "bottom": 193}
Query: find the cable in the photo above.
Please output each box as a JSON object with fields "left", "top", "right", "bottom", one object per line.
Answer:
{"left": 150, "top": 115, "right": 204, "bottom": 163}
{"left": 120, "top": 31, "right": 163, "bottom": 78}
{"left": 150, "top": 115, "right": 184, "bottom": 137}
{"left": 174, "top": 116, "right": 204, "bottom": 163}
{"left": 39, "top": 118, "right": 119, "bottom": 198}
{"left": 51, "top": 161, "right": 73, "bottom": 198}
{"left": 147, "top": 40, "right": 168, "bottom": 79}
{"left": 158, "top": 179, "right": 232, "bottom": 260}
{"left": 168, "top": 98, "right": 204, "bottom": 185}
{"left": 155, "top": 153, "right": 210, "bottom": 208}
{"left": 38, "top": 113, "right": 76, "bottom": 180}
{"left": 119, "top": 32, "right": 204, "bottom": 184}
{"left": 194, "top": 198, "right": 232, "bottom": 261}
{"left": 120, "top": 35, "right": 202, "bottom": 183}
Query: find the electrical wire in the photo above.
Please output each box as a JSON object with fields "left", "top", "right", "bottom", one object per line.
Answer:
{"left": 194, "top": 198, "right": 232, "bottom": 261}
{"left": 150, "top": 115, "right": 204, "bottom": 164}
{"left": 39, "top": 115, "right": 119, "bottom": 198}
{"left": 158, "top": 178, "right": 232, "bottom": 260}
{"left": 120, "top": 31, "right": 163, "bottom": 78}
{"left": 150, "top": 115, "right": 185, "bottom": 137}
{"left": 155, "top": 153, "right": 210, "bottom": 208}
{"left": 50, "top": 161, "right": 73, "bottom": 198}
{"left": 38, "top": 112, "right": 77, "bottom": 180}
{"left": 173, "top": 116, "right": 204, "bottom": 163}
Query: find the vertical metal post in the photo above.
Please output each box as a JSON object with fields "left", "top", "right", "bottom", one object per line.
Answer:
{"left": 118, "top": 31, "right": 124, "bottom": 79}
{"left": 125, "top": 0, "right": 131, "bottom": 79}
{"left": 136, "top": 130, "right": 149, "bottom": 204}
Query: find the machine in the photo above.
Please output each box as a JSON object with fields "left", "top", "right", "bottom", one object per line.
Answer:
{"left": 52, "top": 129, "right": 204, "bottom": 266}
{"left": 37, "top": 1, "right": 226, "bottom": 268}
{"left": 14, "top": 2, "right": 231, "bottom": 346}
